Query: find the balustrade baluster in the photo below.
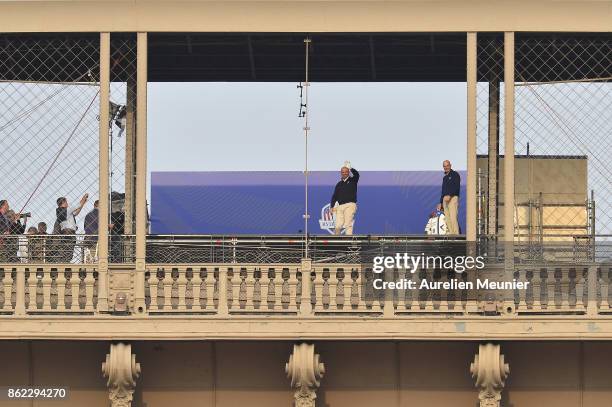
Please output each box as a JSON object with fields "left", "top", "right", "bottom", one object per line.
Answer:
{"left": 532, "top": 269, "right": 542, "bottom": 310}
{"left": 191, "top": 268, "right": 202, "bottom": 311}
{"left": 177, "top": 268, "right": 188, "bottom": 311}
{"left": 350, "top": 268, "right": 360, "bottom": 310}
{"left": 253, "top": 268, "right": 262, "bottom": 310}
{"left": 238, "top": 268, "right": 247, "bottom": 310}
{"left": 606, "top": 268, "right": 612, "bottom": 310}
{"left": 334, "top": 269, "right": 344, "bottom": 310}
{"left": 170, "top": 268, "right": 179, "bottom": 310}
{"left": 217, "top": 268, "right": 228, "bottom": 316}
{"left": 281, "top": 268, "right": 290, "bottom": 310}
{"left": 1, "top": 270, "right": 11, "bottom": 311}
{"left": 41, "top": 269, "right": 52, "bottom": 311}
{"left": 56, "top": 271, "right": 66, "bottom": 312}
{"left": 321, "top": 269, "right": 330, "bottom": 310}
{"left": 84, "top": 269, "right": 95, "bottom": 311}
{"left": 568, "top": 268, "right": 577, "bottom": 308}
{"left": 266, "top": 268, "right": 276, "bottom": 311}
{"left": 554, "top": 268, "right": 562, "bottom": 309}
{"left": 540, "top": 268, "right": 549, "bottom": 310}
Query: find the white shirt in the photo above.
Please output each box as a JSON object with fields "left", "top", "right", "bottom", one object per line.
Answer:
{"left": 425, "top": 214, "right": 447, "bottom": 235}
{"left": 60, "top": 206, "right": 79, "bottom": 231}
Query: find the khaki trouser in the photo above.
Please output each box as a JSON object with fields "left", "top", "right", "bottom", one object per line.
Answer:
{"left": 443, "top": 195, "right": 459, "bottom": 235}
{"left": 334, "top": 202, "right": 357, "bottom": 235}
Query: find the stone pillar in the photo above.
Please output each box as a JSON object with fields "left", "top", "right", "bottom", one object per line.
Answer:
{"left": 286, "top": 343, "right": 325, "bottom": 407}
{"left": 466, "top": 31, "right": 477, "bottom": 242}
{"left": 102, "top": 343, "right": 141, "bottom": 407}
{"left": 300, "top": 258, "right": 313, "bottom": 315}
{"left": 134, "top": 32, "right": 148, "bottom": 314}
{"left": 97, "top": 32, "right": 110, "bottom": 313}
{"left": 470, "top": 343, "right": 510, "bottom": 407}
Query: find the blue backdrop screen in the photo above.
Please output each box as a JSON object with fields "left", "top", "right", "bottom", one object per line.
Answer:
{"left": 151, "top": 171, "right": 466, "bottom": 235}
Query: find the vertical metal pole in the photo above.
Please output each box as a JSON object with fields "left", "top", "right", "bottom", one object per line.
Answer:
{"left": 303, "top": 38, "right": 311, "bottom": 259}
{"left": 504, "top": 32, "right": 515, "bottom": 244}
{"left": 97, "top": 32, "right": 110, "bottom": 312}
{"left": 124, "top": 80, "right": 137, "bottom": 236}
{"left": 134, "top": 32, "right": 148, "bottom": 313}
{"left": 487, "top": 80, "right": 500, "bottom": 237}
{"left": 466, "top": 32, "right": 477, "bottom": 242}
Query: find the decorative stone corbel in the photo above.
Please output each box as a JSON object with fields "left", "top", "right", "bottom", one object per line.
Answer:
{"left": 285, "top": 343, "right": 325, "bottom": 407}
{"left": 470, "top": 343, "right": 510, "bottom": 407}
{"left": 102, "top": 343, "right": 141, "bottom": 407}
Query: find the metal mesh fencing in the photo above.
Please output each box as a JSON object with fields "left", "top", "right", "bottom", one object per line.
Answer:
{"left": 476, "top": 34, "right": 505, "bottom": 240}
{"left": 476, "top": 33, "right": 611, "bottom": 264}
{"left": 514, "top": 34, "right": 611, "bottom": 251}
{"left": 108, "top": 34, "right": 138, "bottom": 263}
{"left": 0, "top": 34, "right": 101, "bottom": 264}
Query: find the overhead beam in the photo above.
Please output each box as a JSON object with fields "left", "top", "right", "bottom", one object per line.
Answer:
{"left": 0, "top": 1, "right": 610, "bottom": 33}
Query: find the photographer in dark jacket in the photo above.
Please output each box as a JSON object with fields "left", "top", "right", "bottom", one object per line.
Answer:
{"left": 6, "top": 209, "right": 27, "bottom": 262}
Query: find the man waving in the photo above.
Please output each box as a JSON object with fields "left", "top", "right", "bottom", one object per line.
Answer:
{"left": 330, "top": 161, "right": 359, "bottom": 235}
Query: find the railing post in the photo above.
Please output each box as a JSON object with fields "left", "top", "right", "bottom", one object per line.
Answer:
{"left": 383, "top": 268, "right": 395, "bottom": 317}
{"left": 300, "top": 258, "right": 313, "bottom": 316}
{"left": 134, "top": 32, "right": 148, "bottom": 314}
{"left": 14, "top": 267, "right": 25, "bottom": 315}
{"left": 466, "top": 31, "right": 478, "bottom": 242}
{"left": 97, "top": 31, "right": 110, "bottom": 313}
{"left": 587, "top": 265, "right": 598, "bottom": 316}
{"left": 218, "top": 267, "right": 229, "bottom": 316}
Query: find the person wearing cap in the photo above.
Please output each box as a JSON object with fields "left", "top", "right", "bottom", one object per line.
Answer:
{"left": 330, "top": 161, "right": 360, "bottom": 235}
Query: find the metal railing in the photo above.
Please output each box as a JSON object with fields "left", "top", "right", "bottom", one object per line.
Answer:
{"left": 0, "top": 234, "right": 135, "bottom": 264}
{"left": 2, "top": 262, "right": 612, "bottom": 317}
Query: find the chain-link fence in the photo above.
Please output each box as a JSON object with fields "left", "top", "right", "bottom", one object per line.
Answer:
{"left": 476, "top": 33, "right": 611, "bottom": 264}
{"left": 0, "top": 34, "right": 101, "bottom": 263}
{"left": 476, "top": 34, "right": 505, "bottom": 240}
{"left": 514, "top": 33, "right": 611, "bottom": 247}
{"left": 108, "top": 34, "right": 138, "bottom": 264}
{"left": 0, "top": 33, "right": 138, "bottom": 264}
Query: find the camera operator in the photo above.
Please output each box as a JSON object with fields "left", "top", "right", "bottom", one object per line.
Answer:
{"left": 0, "top": 200, "right": 10, "bottom": 262}
{"left": 55, "top": 194, "right": 89, "bottom": 263}
{"left": 5, "top": 209, "right": 28, "bottom": 262}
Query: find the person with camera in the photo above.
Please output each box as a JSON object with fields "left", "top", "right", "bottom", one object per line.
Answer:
{"left": 55, "top": 193, "right": 88, "bottom": 263}
{"left": 5, "top": 209, "right": 28, "bottom": 262}
{"left": 0, "top": 200, "right": 11, "bottom": 262}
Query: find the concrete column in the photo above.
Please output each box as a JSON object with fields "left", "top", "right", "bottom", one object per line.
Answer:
{"left": 14, "top": 267, "right": 25, "bottom": 315}
{"left": 503, "top": 32, "right": 515, "bottom": 243}
{"left": 487, "top": 80, "right": 500, "bottom": 237}
{"left": 300, "top": 258, "right": 313, "bottom": 315}
{"left": 587, "top": 265, "right": 598, "bottom": 316}
{"left": 503, "top": 32, "right": 516, "bottom": 311}
{"left": 466, "top": 32, "right": 477, "bottom": 242}
{"left": 97, "top": 32, "right": 110, "bottom": 312}
{"left": 134, "top": 32, "right": 148, "bottom": 313}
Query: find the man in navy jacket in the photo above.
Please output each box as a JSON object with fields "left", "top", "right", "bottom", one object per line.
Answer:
{"left": 436, "top": 160, "right": 460, "bottom": 235}
{"left": 330, "top": 161, "right": 359, "bottom": 235}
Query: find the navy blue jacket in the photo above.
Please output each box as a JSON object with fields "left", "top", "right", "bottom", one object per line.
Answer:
{"left": 440, "top": 169, "right": 460, "bottom": 204}
{"left": 331, "top": 168, "right": 360, "bottom": 207}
